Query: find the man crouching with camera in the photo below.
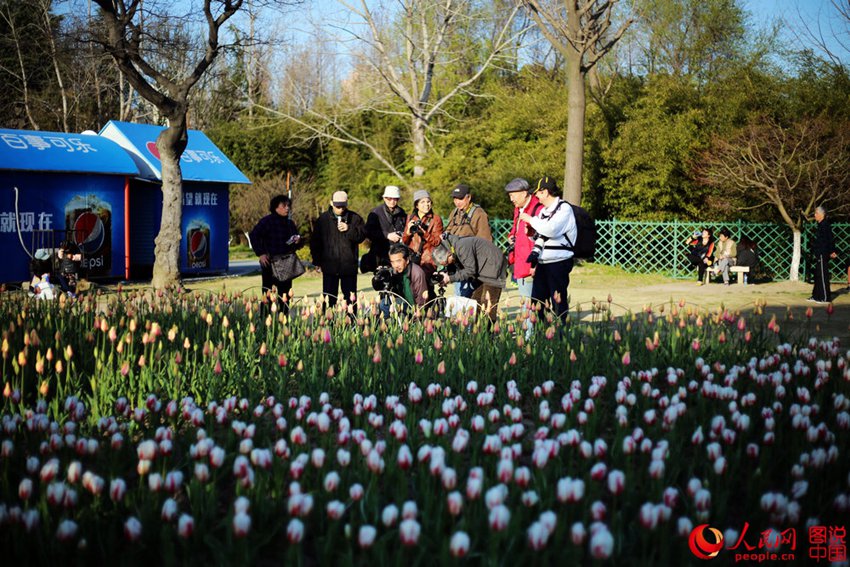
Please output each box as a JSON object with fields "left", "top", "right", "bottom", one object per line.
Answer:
{"left": 374, "top": 243, "right": 430, "bottom": 317}
{"left": 432, "top": 234, "right": 507, "bottom": 322}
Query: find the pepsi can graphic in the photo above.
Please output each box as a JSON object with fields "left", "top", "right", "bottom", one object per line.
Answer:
{"left": 187, "top": 221, "right": 210, "bottom": 269}
{"left": 64, "top": 195, "right": 112, "bottom": 276}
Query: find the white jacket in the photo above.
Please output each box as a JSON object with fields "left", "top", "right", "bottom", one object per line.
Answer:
{"left": 527, "top": 199, "right": 577, "bottom": 263}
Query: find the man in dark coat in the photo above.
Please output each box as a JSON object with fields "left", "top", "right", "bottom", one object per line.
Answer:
{"left": 310, "top": 191, "right": 366, "bottom": 307}
{"left": 432, "top": 234, "right": 507, "bottom": 321}
{"left": 363, "top": 185, "right": 407, "bottom": 271}
{"left": 809, "top": 206, "right": 838, "bottom": 303}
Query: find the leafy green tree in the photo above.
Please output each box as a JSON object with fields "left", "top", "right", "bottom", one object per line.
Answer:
{"left": 601, "top": 76, "right": 706, "bottom": 220}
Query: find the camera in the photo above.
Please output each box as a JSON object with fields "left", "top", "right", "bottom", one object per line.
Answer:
{"left": 526, "top": 249, "right": 540, "bottom": 268}
{"left": 408, "top": 220, "right": 424, "bottom": 235}
{"left": 371, "top": 265, "right": 396, "bottom": 292}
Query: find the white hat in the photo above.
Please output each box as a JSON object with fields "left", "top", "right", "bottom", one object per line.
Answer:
{"left": 331, "top": 191, "right": 348, "bottom": 207}
{"left": 383, "top": 185, "right": 401, "bottom": 199}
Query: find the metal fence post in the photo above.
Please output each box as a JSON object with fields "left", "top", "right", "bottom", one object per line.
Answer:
{"left": 610, "top": 218, "right": 617, "bottom": 266}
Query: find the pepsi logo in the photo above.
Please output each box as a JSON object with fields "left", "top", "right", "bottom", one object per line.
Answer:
{"left": 146, "top": 141, "right": 161, "bottom": 160}
{"left": 73, "top": 212, "right": 106, "bottom": 255}
{"left": 189, "top": 230, "right": 208, "bottom": 259}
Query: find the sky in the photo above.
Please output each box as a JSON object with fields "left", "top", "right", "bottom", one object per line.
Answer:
{"left": 741, "top": 0, "right": 848, "bottom": 62}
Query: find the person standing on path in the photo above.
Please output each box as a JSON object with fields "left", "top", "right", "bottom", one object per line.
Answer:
{"left": 444, "top": 183, "right": 492, "bottom": 297}
{"left": 364, "top": 185, "right": 407, "bottom": 271}
{"left": 809, "top": 206, "right": 838, "bottom": 303}
{"left": 310, "top": 191, "right": 366, "bottom": 308}
{"left": 250, "top": 194, "right": 303, "bottom": 305}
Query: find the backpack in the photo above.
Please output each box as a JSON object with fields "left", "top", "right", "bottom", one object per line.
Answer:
{"left": 546, "top": 200, "right": 597, "bottom": 260}
{"left": 565, "top": 203, "right": 597, "bottom": 260}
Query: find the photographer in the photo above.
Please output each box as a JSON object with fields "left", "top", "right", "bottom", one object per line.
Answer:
{"left": 518, "top": 177, "right": 576, "bottom": 320}
{"left": 402, "top": 189, "right": 443, "bottom": 277}
{"left": 363, "top": 186, "right": 407, "bottom": 272}
{"left": 375, "top": 243, "right": 430, "bottom": 317}
{"left": 432, "top": 234, "right": 507, "bottom": 322}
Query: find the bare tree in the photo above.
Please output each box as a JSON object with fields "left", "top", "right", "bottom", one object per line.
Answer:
{"left": 88, "top": 0, "right": 292, "bottom": 288}
{"left": 518, "top": 0, "right": 633, "bottom": 205}
{"left": 0, "top": 3, "right": 41, "bottom": 129}
{"left": 699, "top": 116, "right": 850, "bottom": 281}
{"left": 269, "top": 0, "right": 524, "bottom": 186}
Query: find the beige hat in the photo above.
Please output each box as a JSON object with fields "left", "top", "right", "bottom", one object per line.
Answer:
{"left": 332, "top": 191, "right": 348, "bottom": 207}
{"left": 383, "top": 185, "right": 401, "bottom": 199}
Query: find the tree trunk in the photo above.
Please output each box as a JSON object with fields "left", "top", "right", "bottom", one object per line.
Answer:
{"left": 563, "top": 49, "right": 585, "bottom": 205}
{"left": 412, "top": 116, "right": 427, "bottom": 178}
{"left": 789, "top": 228, "right": 802, "bottom": 282}
{"left": 151, "top": 118, "right": 188, "bottom": 289}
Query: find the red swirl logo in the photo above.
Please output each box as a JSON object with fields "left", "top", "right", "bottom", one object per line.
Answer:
{"left": 689, "top": 524, "right": 724, "bottom": 559}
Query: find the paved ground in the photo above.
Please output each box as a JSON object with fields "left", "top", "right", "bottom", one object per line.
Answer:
{"left": 183, "top": 262, "right": 850, "bottom": 343}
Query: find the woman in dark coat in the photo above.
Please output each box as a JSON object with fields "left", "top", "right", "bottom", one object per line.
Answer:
{"left": 685, "top": 228, "right": 715, "bottom": 285}
{"left": 249, "top": 195, "right": 302, "bottom": 299}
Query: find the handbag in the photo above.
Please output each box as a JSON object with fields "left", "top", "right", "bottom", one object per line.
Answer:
{"left": 270, "top": 253, "right": 306, "bottom": 281}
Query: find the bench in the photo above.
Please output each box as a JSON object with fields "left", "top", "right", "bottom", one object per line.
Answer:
{"left": 729, "top": 265, "right": 750, "bottom": 286}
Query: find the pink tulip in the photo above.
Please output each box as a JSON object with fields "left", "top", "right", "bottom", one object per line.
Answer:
{"left": 607, "top": 470, "right": 625, "bottom": 495}
{"left": 488, "top": 505, "right": 510, "bottom": 531}
{"left": 450, "top": 531, "right": 471, "bottom": 557}
{"left": 399, "top": 519, "right": 421, "bottom": 546}
{"left": 447, "top": 491, "right": 464, "bottom": 516}
{"left": 382, "top": 504, "right": 399, "bottom": 527}
{"left": 327, "top": 500, "right": 346, "bottom": 520}
{"left": 358, "top": 525, "right": 377, "bottom": 548}
{"left": 124, "top": 516, "right": 142, "bottom": 542}
{"left": 286, "top": 518, "right": 304, "bottom": 543}
{"left": 162, "top": 498, "right": 178, "bottom": 522}
{"left": 18, "top": 478, "right": 33, "bottom": 501}
{"left": 109, "top": 478, "right": 127, "bottom": 502}
{"left": 178, "top": 514, "right": 194, "bottom": 538}
{"left": 589, "top": 525, "right": 614, "bottom": 559}
{"left": 56, "top": 519, "right": 78, "bottom": 542}
{"left": 571, "top": 522, "right": 586, "bottom": 546}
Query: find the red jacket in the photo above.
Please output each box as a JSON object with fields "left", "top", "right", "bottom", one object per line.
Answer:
{"left": 508, "top": 195, "right": 543, "bottom": 279}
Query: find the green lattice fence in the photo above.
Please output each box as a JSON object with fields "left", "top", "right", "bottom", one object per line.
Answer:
{"left": 485, "top": 217, "right": 850, "bottom": 282}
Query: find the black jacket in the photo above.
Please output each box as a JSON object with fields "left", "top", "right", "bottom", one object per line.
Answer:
{"left": 365, "top": 204, "right": 407, "bottom": 264}
{"left": 310, "top": 208, "right": 366, "bottom": 276}
{"left": 445, "top": 234, "right": 507, "bottom": 289}
{"left": 812, "top": 219, "right": 836, "bottom": 257}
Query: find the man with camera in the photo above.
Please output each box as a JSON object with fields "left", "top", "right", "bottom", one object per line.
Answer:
{"left": 310, "top": 191, "right": 366, "bottom": 308}
{"left": 444, "top": 184, "right": 492, "bottom": 298}
{"left": 374, "top": 243, "right": 431, "bottom": 317}
{"left": 363, "top": 185, "right": 407, "bottom": 272}
{"left": 518, "top": 176, "right": 577, "bottom": 320}
{"left": 432, "top": 234, "right": 507, "bottom": 322}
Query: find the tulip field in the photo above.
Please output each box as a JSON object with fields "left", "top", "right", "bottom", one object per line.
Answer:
{"left": 0, "top": 288, "right": 848, "bottom": 565}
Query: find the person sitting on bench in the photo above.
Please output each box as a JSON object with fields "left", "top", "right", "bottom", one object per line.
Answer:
{"left": 56, "top": 240, "right": 82, "bottom": 295}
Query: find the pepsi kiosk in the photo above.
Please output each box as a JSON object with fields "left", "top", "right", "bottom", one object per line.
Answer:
{"left": 0, "top": 128, "right": 139, "bottom": 284}
{"left": 99, "top": 120, "right": 251, "bottom": 279}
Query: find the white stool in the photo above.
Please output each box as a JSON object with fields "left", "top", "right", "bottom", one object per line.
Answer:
{"left": 729, "top": 266, "right": 750, "bottom": 286}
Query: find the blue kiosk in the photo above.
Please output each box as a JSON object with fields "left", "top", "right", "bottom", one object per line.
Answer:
{"left": 0, "top": 123, "right": 250, "bottom": 284}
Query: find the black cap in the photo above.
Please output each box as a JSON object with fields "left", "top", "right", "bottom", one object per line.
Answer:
{"left": 451, "top": 184, "right": 471, "bottom": 199}
{"left": 534, "top": 176, "right": 558, "bottom": 194}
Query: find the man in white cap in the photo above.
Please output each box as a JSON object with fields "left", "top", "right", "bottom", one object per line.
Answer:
{"left": 310, "top": 190, "right": 366, "bottom": 308}
{"left": 363, "top": 185, "right": 407, "bottom": 272}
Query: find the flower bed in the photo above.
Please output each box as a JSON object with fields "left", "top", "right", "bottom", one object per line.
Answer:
{"left": 0, "top": 290, "right": 848, "bottom": 564}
